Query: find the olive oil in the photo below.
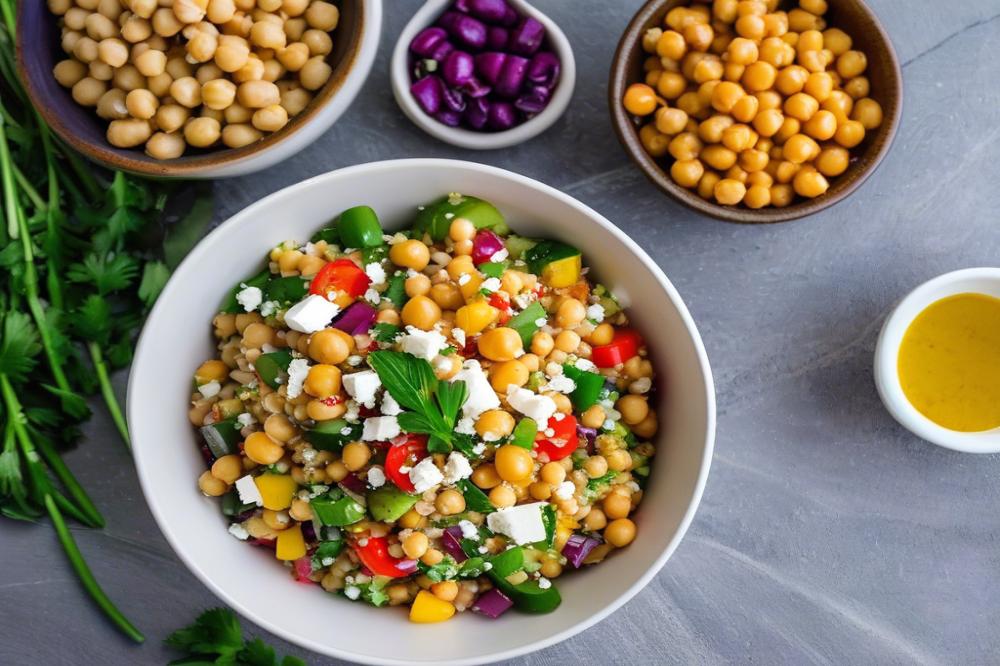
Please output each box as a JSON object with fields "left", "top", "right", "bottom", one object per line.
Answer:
{"left": 898, "top": 293, "right": 1000, "bottom": 432}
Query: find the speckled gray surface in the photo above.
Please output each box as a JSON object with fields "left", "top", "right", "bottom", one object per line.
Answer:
{"left": 4, "top": 1, "right": 1000, "bottom": 664}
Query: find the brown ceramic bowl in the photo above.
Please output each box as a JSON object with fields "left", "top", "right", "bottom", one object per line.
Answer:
{"left": 609, "top": 0, "right": 902, "bottom": 223}
{"left": 16, "top": 0, "right": 382, "bottom": 178}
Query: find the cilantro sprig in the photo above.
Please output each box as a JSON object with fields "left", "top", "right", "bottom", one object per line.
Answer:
{"left": 367, "top": 350, "right": 468, "bottom": 453}
{"left": 166, "top": 608, "right": 306, "bottom": 666}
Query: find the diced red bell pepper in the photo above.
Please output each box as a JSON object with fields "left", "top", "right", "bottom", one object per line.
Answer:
{"left": 488, "top": 292, "right": 512, "bottom": 324}
{"left": 591, "top": 329, "right": 643, "bottom": 368}
{"left": 309, "top": 259, "right": 370, "bottom": 300}
{"left": 352, "top": 536, "right": 417, "bottom": 578}
{"left": 534, "top": 414, "right": 579, "bottom": 461}
{"left": 384, "top": 434, "right": 428, "bottom": 493}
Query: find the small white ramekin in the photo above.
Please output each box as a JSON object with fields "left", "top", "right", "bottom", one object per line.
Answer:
{"left": 874, "top": 267, "right": 1000, "bottom": 453}
{"left": 391, "top": 0, "right": 576, "bottom": 150}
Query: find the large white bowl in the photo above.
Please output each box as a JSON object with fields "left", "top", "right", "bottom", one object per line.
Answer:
{"left": 129, "top": 159, "right": 715, "bottom": 665}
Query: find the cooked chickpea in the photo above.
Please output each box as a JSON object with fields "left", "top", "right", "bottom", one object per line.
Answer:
{"left": 714, "top": 178, "right": 746, "bottom": 205}
{"left": 478, "top": 327, "right": 523, "bottom": 362}
{"left": 201, "top": 78, "right": 237, "bottom": 109}
{"left": 237, "top": 79, "right": 280, "bottom": 107}
{"left": 554, "top": 330, "right": 581, "bottom": 354}
{"left": 604, "top": 518, "right": 637, "bottom": 547}
{"left": 389, "top": 239, "right": 430, "bottom": 270}
{"left": 299, "top": 56, "right": 332, "bottom": 91}
{"left": 341, "top": 442, "right": 371, "bottom": 472}
{"left": 222, "top": 123, "right": 263, "bottom": 148}
{"left": 471, "top": 463, "right": 501, "bottom": 489}
{"left": 252, "top": 104, "right": 288, "bottom": 132}
{"left": 475, "top": 409, "right": 516, "bottom": 440}
{"left": 489, "top": 361, "right": 529, "bottom": 393}
{"left": 494, "top": 445, "right": 533, "bottom": 483}
{"left": 489, "top": 484, "right": 517, "bottom": 509}
{"left": 211, "top": 454, "right": 243, "bottom": 484}
{"left": 184, "top": 116, "right": 221, "bottom": 147}
{"left": 400, "top": 295, "right": 441, "bottom": 331}
{"left": 303, "top": 364, "right": 341, "bottom": 399}
{"left": 815, "top": 146, "right": 850, "bottom": 177}
{"left": 244, "top": 431, "right": 284, "bottom": 465}
{"left": 198, "top": 470, "right": 227, "bottom": 496}
{"left": 851, "top": 97, "right": 883, "bottom": 130}
{"left": 617, "top": 395, "right": 650, "bottom": 425}
{"left": 793, "top": 168, "right": 829, "bottom": 198}
{"left": 402, "top": 531, "right": 429, "bottom": 559}
{"left": 670, "top": 158, "right": 704, "bottom": 188}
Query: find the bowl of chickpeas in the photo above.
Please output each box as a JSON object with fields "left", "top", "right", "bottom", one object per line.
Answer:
{"left": 609, "top": 0, "right": 901, "bottom": 222}
{"left": 17, "top": 0, "right": 382, "bottom": 178}
{"left": 129, "top": 158, "right": 716, "bottom": 663}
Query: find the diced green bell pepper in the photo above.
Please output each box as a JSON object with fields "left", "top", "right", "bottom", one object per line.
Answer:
{"left": 221, "top": 489, "right": 256, "bottom": 517}
{"left": 413, "top": 194, "right": 509, "bottom": 241}
{"left": 562, "top": 364, "right": 605, "bottom": 411}
{"left": 200, "top": 418, "right": 241, "bottom": 458}
{"left": 305, "top": 419, "right": 362, "bottom": 452}
{"left": 491, "top": 576, "right": 562, "bottom": 613}
{"left": 312, "top": 539, "right": 345, "bottom": 567}
{"left": 255, "top": 350, "right": 293, "bottom": 390}
{"left": 311, "top": 494, "right": 365, "bottom": 527}
{"left": 510, "top": 418, "right": 537, "bottom": 450}
{"left": 311, "top": 226, "right": 341, "bottom": 244}
{"left": 479, "top": 261, "right": 507, "bottom": 278}
{"left": 488, "top": 546, "right": 525, "bottom": 577}
{"left": 367, "top": 486, "right": 418, "bottom": 522}
{"left": 507, "top": 301, "right": 546, "bottom": 347}
{"left": 457, "top": 479, "right": 494, "bottom": 514}
{"left": 337, "top": 205, "right": 384, "bottom": 249}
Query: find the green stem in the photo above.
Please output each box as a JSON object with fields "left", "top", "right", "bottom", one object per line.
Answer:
{"left": 12, "top": 163, "right": 46, "bottom": 212}
{"left": 38, "top": 121, "right": 64, "bottom": 311}
{"left": 43, "top": 494, "right": 145, "bottom": 644}
{"left": 88, "top": 342, "right": 130, "bottom": 450}
{"left": 0, "top": 0, "right": 14, "bottom": 38}
{"left": 53, "top": 137, "right": 101, "bottom": 203}
{"left": 34, "top": 434, "right": 104, "bottom": 528}
{"left": 0, "top": 106, "right": 18, "bottom": 240}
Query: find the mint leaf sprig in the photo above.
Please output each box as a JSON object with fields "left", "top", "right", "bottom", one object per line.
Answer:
{"left": 367, "top": 351, "right": 468, "bottom": 454}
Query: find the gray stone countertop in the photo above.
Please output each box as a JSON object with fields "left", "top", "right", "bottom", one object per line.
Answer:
{"left": 3, "top": 1, "right": 1000, "bottom": 664}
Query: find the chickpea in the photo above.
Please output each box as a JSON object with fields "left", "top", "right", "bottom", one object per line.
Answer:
{"left": 252, "top": 104, "right": 288, "bottom": 132}
{"left": 237, "top": 79, "right": 280, "bottom": 108}
{"left": 299, "top": 56, "right": 332, "bottom": 91}
{"left": 244, "top": 431, "right": 284, "bottom": 465}
{"left": 782, "top": 133, "right": 819, "bottom": 164}
{"left": 469, "top": 463, "right": 501, "bottom": 490}
{"left": 155, "top": 104, "right": 189, "bottom": 132}
{"left": 169, "top": 76, "right": 202, "bottom": 108}
{"left": 696, "top": 170, "right": 721, "bottom": 199}
{"left": 184, "top": 116, "right": 221, "bottom": 148}
{"left": 583, "top": 455, "right": 609, "bottom": 479}
{"left": 494, "top": 445, "right": 533, "bottom": 483}
{"left": 815, "top": 146, "right": 849, "bottom": 177}
{"left": 489, "top": 361, "right": 529, "bottom": 393}
{"left": 617, "top": 395, "right": 650, "bottom": 425}
{"left": 701, "top": 145, "right": 737, "bottom": 171}
{"left": 106, "top": 118, "right": 151, "bottom": 147}
{"left": 250, "top": 19, "right": 286, "bottom": 50}
{"left": 714, "top": 178, "right": 746, "bottom": 205}
{"left": 668, "top": 131, "right": 703, "bottom": 161}
{"left": 211, "top": 454, "right": 243, "bottom": 484}
{"left": 741, "top": 60, "right": 776, "bottom": 92}
{"left": 95, "top": 88, "right": 128, "bottom": 120}
{"left": 280, "top": 86, "right": 312, "bottom": 116}
{"left": 402, "top": 531, "right": 429, "bottom": 559}
{"left": 834, "top": 119, "right": 865, "bottom": 148}
{"left": 489, "top": 484, "right": 517, "bottom": 509}
{"left": 475, "top": 409, "right": 516, "bottom": 441}
{"left": 198, "top": 470, "right": 227, "bottom": 496}
{"left": 201, "top": 78, "right": 237, "bottom": 109}
{"left": 584, "top": 508, "right": 608, "bottom": 532}
{"left": 837, "top": 50, "right": 867, "bottom": 79}
{"left": 222, "top": 123, "right": 263, "bottom": 148}
{"left": 341, "top": 442, "right": 371, "bottom": 472}
{"left": 305, "top": 1, "right": 339, "bottom": 30}
{"left": 435, "top": 489, "right": 466, "bottom": 516}
{"left": 735, "top": 13, "right": 765, "bottom": 40}
{"left": 670, "top": 158, "right": 704, "bottom": 188}
{"left": 124, "top": 89, "right": 158, "bottom": 120}
{"left": 852, "top": 97, "right": 883, "bottom": 130}
{"left": 421, "top": 548, "right": 444, "bottom": 566}
{"left": 302, "top": 28, "right": 333, "bottom": 56}
{"left": 303, "top": 364, "right": 341, "bottom": 399}
{"left": 803, "top": 109, "right": 837, "bottom": 141}
{"left": 603, "top": 491, "right": 632, "bottom": 520}
{"left": 604, "top": 518, "right": 637, "bottom": 547}
{"left": 654, "top": 71, "right": 686, "bottom": 100}
{"left": 793, "top": 168, "right": 829, "bottom": 198}
{"left": 478, "top": 327, "right": 523, "bottom": 362}
{"left": 400, "top": 295, "right": 441, "bottom": 331}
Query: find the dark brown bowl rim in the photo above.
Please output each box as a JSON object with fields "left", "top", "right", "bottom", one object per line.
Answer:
{"left": 608, "top": 0, "right": 903, "bottom": 224}
{"left": 16, "top": 0, "right": 366, "bottom": 178}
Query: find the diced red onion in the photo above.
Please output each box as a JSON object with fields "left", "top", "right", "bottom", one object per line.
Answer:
{"left": 301, "top": 520, "right": 318, "bottom": 542}
{"left": 410, "top": 26, "right": 449, "bottom": 57}
{"left": 464, "top": 97, "right": 489, "bottom": 129}
{"left": 487, "top": 101, "right": 516, "bottom": 130}
{"left": 468, "top": 0, "right": 510, "bottom": 23}
{"left": 472, "top": 587, "right": 514, "bottom": 618}
{"left": 527, "top": 51, "right": 560, "bottom": 88}
{"left": 410, "top": 75, "right": 444, "bottom": 114}
{"left": 332, "top": 301, "right": 377, "bottom": 336}
{"left": 508, "top": 17, "right": 545, "bottom": 55}
{"left": 495, "top": 54, "right": 528, "bottom": 98}
{"left": 293, "top": 556, "right": 314, "bottom": 582}
{"left": 435, "top": 108, "right": 463, "bottom": 127}
{"left": 562, "top": 533, "right": 601, "bottom": 568}
{"left": 474, "top": 52, "right": 506, "bottom": 86}
{"left": 249, "top": 538, "right": 276, "bottom": 549}
{"left": 443, "top": 86, "right": 467, "bottom": 113}
{"left": 339, "top": 473, "right": 367, "bottom": 497}
{"left": 472, "top": 229, "right": 505, "bottom": 265}
{"left": 442, "top": 12, "right": 487, "bottom": 50}
{"left": 442, "top": 526, "right": 469, "bottom": 562}
{"left": 462, "top": 76, "right": 491, "bottom": 98}
{"left": 442, "top": 50, "right": 475, "bottom": 87}
{"left": 396, "top": 558, "right": 419, "bottom": 575}
{"left": 486, "top": 26, "right": 509, "bottom": 50}
{"left": 576, "top": 424, "right": 598, "bottom": 447}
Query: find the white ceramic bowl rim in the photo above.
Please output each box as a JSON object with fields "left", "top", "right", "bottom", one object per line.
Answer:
{"left": 129, "top": 159, "right": 715, "bottom": 664}
{"left": 390, "top": 0, "right": 576, "bottom": 150}
{"left": 874, "top": 267, "right": 1000, "bottom": 453}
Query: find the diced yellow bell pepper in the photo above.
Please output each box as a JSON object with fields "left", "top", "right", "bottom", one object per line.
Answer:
{"left": 460, "top": 273, "right": 484, "bottom": 301}
{"left": 455, "top": 301, "right": 498, "bottom": 335}
{"left": 554, "top": 515, "right": 581, "bottom": 551}
{"left": 254, "top": 474, "right": 298, "bottom": 510}
{"left": 275, "top": 523, "right": 306, "bottom": 561}
{"left": 409, "top": 590, "right": 456, "bottom": 623}
{"left": 542, "top": 255, "right": 581, "bottom": 288}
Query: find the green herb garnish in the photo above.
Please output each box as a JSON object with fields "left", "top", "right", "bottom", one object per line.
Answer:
{"left": 166, "top": 608, "right": 305, "bottom": 665}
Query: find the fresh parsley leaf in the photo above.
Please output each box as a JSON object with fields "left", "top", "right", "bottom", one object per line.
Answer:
{"left": 66, "top": 252, "right": 139, "bottom": 294}
{"left": 418, "top": 555, "right": 460, "bottom": 582}
{"left": 382, "top": 272, "right": 407, "bottom": 307}
{"left": 72, "top": 295, "right": 112, "bottom": 345}
{"left": 457, "top": 479, "right": 494, "bottom": 514}
{"left": 582, "top": 470, "right": 618, "bottom": 502}
{"left": 138, "top": 260, "right": 170, "bottom": 308}
{"left": 371, "top": 323, "right": 401, "bottom": 343}
{"left": 166, "top": 608, "right": 305, "bottom": 666}
{"left": 0, "top": 311, "right": 41, "bottom": 382}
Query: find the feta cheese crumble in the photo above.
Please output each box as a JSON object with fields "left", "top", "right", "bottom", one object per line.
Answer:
{"left": 367, "top": 466, "right": 386, "bottom": 488}
{"left": 198, "top": 381, "right": 221, "bottom": 398}
{"left": 228, "top": 523, "right": 250, "bottom": 540}
{"left": 450, "top": 360, "right": 499, "bottom": 418}
{"left": 506, "top": 386, "right": 557, "bottom": 424}
{"left": 586, "top": 303, "right": 606, "bottom": 323}
{"left": 554, "top": 480, "right": 575, "bottom": 500}
{"left": 538, "top": 577, "right": 552, "bottom": 589}
{"left": 574, "top": 358, "right": 597, "bottom": 372}
{"left": 343, "top": 370, "right": 381, "bottom": 408}
{"left": 259, "top": 300, "right": 279, "bottom": 317}
{"left": 286, "top": 358, "right": 310, "bottom": 399}
{"left": 457, "top": 273, "right": 471, "bottom": 286}
{"left": 284, "top": 294, "right": 340, "bottom": 333}
{"left": 458, "top": 519, "right": 479, "bottom": 540}
{"left": 490, "top": 248, "right": 509, "bottom": 262}
{"left": 344, "top": 586, "right": 361, "bottom": 600}
{"left": 452, "top": 327, "right": 466, "bottom": 348}
{"left": 481, "top": 277, "right": 501, "bottom": 293}
{"left": 455, "top": 417, "right": 476, "bottom": 435}
{"left": 541, "top": 374, "right": 576, "bottom": 394}
{"left": 364, "top": 288, "right": 381, "bottom": 305}
{"left": 236, "top": 412, "right": 256, "bottom": 428}
{"left": 408, "top": 457, "right": 444, "bottom": 493}
{"left": 235, "top": 284, "right": 263, "bottom": 312}
{"left": 442, "top": 452, "right": 473, "bottom": 485}
{"left": 399, "top": 326, "right": 449, "bottom": 361}
{"left": 235, "top": 475, "right": 263, "bottom": 506}
{"left": 362, "top": 415, "right": 400, "bottom": 442}
{"left": 365, "top": 262, "right": 386, "bottom": 285}
{"left": 486, "top": 502, "right": 548, "bottom": 545}
{"left": 381, "top": 392, "right": 402, "bottom": 416}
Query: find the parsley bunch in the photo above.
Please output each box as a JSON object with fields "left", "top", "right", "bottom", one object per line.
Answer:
{"left": 166, "top": 608, "right": 306, "bottom": 666}
{"left": 0, "top": 2, "right": 212, "bottom": 643}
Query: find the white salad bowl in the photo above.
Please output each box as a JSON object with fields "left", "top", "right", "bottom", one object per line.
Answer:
{"left": 129, "top": 159, "right": 715, "bottom": 665}
{"left": 874, "top": 267, "right": 1000, "bottom": 454}
{"left": 390, "top": 0, "right": 576, "bottom": 150}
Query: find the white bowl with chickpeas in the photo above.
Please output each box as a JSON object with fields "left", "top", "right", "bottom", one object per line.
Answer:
{"left": 129, "top": 159, "right": 716, "bottom": 664}
{"left": 610, "top": 0, "right": 901, "bottom": 223}
{"left": 19, "top": 0, "right": 382, "bottom": 177}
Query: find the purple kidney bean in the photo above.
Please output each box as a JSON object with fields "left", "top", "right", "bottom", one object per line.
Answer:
{"left": 410, "top": 26, "right": 449, "bottom": 57}
{"left": 442, "top": 50, "right": 475, "bottom": 87}
{"left": 464, "top": 96, "right": 490, "bottom": 129}
{"left": 526, "top": 51, "right": 560, "bottom": 89}
{"left": 443, "top": 13, "right": 488, "bottom": 50}
{"left": 495, "top": 54, "right": 529, "bottom": 98}
{"left": 487, "top": 26, "right": 509, "bottom": 50}
{"left": 508, "top": 16, "right": 545, "bottom": 55}
{"left": 430, "top": 40, "right": 455, "bottom": 62}
{"left": 474, "top": 52, "right": 507, "bottom": 85}
{"left": 468, "top": 0, "right": 510, "bottom": 23}
{"left": 411, "top": 75, "right": 444, "bottom": 115}
{"left": 487, "top": 101, "right": 516, "bottom": 130}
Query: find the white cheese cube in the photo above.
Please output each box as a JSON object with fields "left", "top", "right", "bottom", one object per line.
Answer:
{"left": 442, "top": 451, "right": 473, "bottom": 485}
{"left": 541, "top": 374, "right": 576, "bottom": 394}
{"left": 408, "top": 457, "right": 444, "bottom": 493}
{"left": 198, "top": 381, "right": 221, "bottom": 398}
{"left": 286, "top": 358, "right": 309, "bottom": 399}
{"left": 451, "top": 360, "right": 499, "bottom": 418}
{"left": 228, "top": 523, "right": 250, "bottom": 540}
{"left": 506, "top": 386, "right": 557, "bottom": 424}
{"left": 343, "top": 370, "right": 381, "bottom": 408}
{"left": 284, "top": 294, "right": 340, "bottom": 333}
{"left": 367, "top": 466, "right": 386, "bottom": 488}
{"left": 399, "top": 326, "right": 448, "bottom": 361}
{"left": 361, "top": 415, "right": 400, "bottom": 442}
{"left": 235, "top": 475, "right": 263, "bottom": 506}
{"left": 486, "top": 502, "right": 548, "bottom": 545}
{"left": 365, "top": 262, "right": 386, "bottom": 286}
{"left": 381, "top": 392, "right": 402, "bottom": 416}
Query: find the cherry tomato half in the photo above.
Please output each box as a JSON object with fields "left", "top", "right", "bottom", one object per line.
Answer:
{"left": 309, "top": 259, "right": 370, "bottom": 300}
{"left": 591, "top": 329, "right": 643, "bottom": 368}
{"left": 534, "top": 413, "right": 579, "bottom": 461}
{"left": 352, "top": 536, "right": 417, "bottom": 578}
{"left": 384, "top": 434, "right": 428, "bottom": 492}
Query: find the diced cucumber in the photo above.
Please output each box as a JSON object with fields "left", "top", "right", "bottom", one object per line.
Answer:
{"left": 507, "top": 301, "right": 546, "bottom": 346}
{"left": 413, "top": 195, "right": 508, "bottom": 241}
{"left": 367, "top": 486, "right": 419, "bottom": 522}
{"left": 255, "top": 350, "right": 293, "bottom": 390}
{"left": 200, "top": 418, "right": 241, "bottom": 458}
{"left": 305, "top": 419, "right": 361, "bottom": 452}
{"left": 504, "top": 235, "right": 538, "bottom": 260}
{"left": 457, "top": 479, "right": 494, "bottom": 514}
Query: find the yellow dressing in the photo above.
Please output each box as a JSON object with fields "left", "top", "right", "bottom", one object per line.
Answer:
{"left": 897, "top": 293, "right": 1000, "bottom": 432}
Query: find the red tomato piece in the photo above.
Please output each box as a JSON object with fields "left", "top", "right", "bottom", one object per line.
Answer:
{"left": 309, "top": 259, "right": 370, "bottom": 300}
{"left": 384, "top": 434, "right": 428, "bottom": 492}
{"left": 534, "top": 414, "right": 579, "bottom": 461}
{"left": 352, "top": 536, "right": 417, "bottom": 578}
{"left": 488, "top": 292, "right": 512, "bottom": 324}
{"left": 591, "top": 329, "right": 643, "bottom": 368}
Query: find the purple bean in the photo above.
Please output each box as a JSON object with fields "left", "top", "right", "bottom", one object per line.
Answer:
{"left": 442, "top": 50, "right": 475, "bottom": 87}
{"left": 508, "top": 16, "right": 545, "bottom": 55}
{"left": 462, "top": 76, "right": 492, "bottom": 98}
{"left": 474, "top": 52, "right": 507, "bottom": 86}
{"left": 468, "top": 0, "right": 510, "bottom": 23}
{"left": 495, "top": 54, "right": 529, "bottom": 98}
{"left": 410, "top": 75, "right": 444, "bottom": 115}
{"left": 442, "top": 86, "right": 467, "bottom": 113}
{"left": 514, "top": 89, "right": 547, "bottom": 115}
{"left": 500, "top": 6, "right": 518, "bottom": 26}
{"left": 487, "top": 101, "right": 516, "bottom": 130}
{"left": 526, "top": 51, "right": 560, "bottom": 89}
{"left": 410, "top": 26, "right": 449, "bottom": 57}
{"left": 486, "top": 26, "right": 509, "bottom": 50}
{"left": 443, "top": 13, "right": 488, "bottom": 50}
{"left": 435, "top": 108, "right": 463, "bottom": 127}
{"left": 436, "top": 11, "right": 463, "bottom": 31}
{"left": 464, "top": 96, "right": 489, "bottom": 130}
{"left": 430, "top": 40, "right": 455, "bottom": 62}
{"left": 453, "top": 0, "right": 472, "bottom": 11}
